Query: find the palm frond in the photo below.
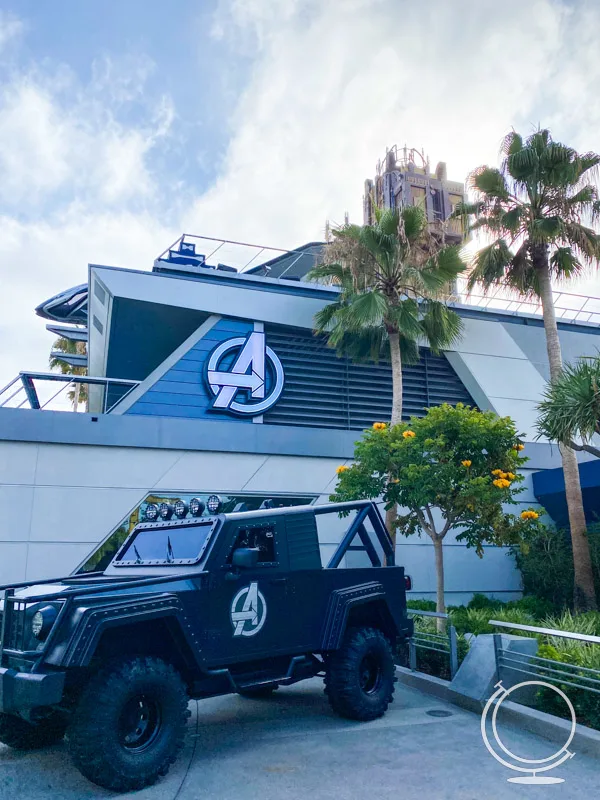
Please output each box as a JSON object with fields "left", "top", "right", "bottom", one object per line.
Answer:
{"left": 506, "top": 145, "right": 539, "bottom": 182}
{"left": 500, "top": 130, "right": 523, "bottom": 157}
{"left": 470, "top": 167, "right": 509, "bottom": 200}
{"left": 549, "top": 247, "right": 583, "bottom": 280}
{"left": 536, "top": 356, "right": 600, "bottom": 444}
{"left": 401, "top": 205, "right": 428, "bottom": 241}
{"left": 313, "top": 299, "right": 346, "bottom": 333}
{"left": 344, "top": 289, "right": 388, "bottom": 329}
{"left": 385, "top": 298, "right": 422, "bottom": 341}
{"left": 419, "top": 302, "right": 463, "bottom": 353}
{"left": 467, "top": 239, "right": 512, "bottom": 291}
{"left": 563, "top": 222, "right": 600, "bottom": 262}
{"left": 306, "top": 262, "right": 350, "bottom": 287}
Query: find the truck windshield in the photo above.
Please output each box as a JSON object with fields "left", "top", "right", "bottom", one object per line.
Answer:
{"left": 115, "top": 522, "right": 213, "bottom": 565}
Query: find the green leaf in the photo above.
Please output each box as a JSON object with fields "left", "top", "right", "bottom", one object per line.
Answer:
{"left": 420, "top": 302, "right": 463, "bottom": 352}
{"left": 536, "top": 356, "right": 600, "bottom": 444}
{"left": 471, "top": 167, "right": 510, "bottom": 200}
{"left": 549, "top": 247, "right": 582, "bottom": 279}
{"left": 345, "top": 290, "right": 388, "bottom": 329}
{"left": 401, "top": 205, "right": 428, "bottom": 241}
{"left": 467, "top": 239, "right": 512, "bottom": 290}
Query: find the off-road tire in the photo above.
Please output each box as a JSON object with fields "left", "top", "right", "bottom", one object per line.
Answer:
{"left": 67, "top": 656, "right": 189, "bottom": 792}
{"left": 0, "top": 712, "right": 67, "bottom": 750}
{"left": 324, "top": 627, "right": 395, "bottom": 721}
{"left": 238, "top": 684, "right": 279, "bottom": 698}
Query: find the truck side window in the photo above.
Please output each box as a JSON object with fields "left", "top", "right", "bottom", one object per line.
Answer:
{"left": 229, "top": 525, "right": 277, "bottom": 564}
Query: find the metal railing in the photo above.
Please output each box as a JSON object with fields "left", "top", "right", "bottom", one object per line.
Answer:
{"left": 491, "top": 619, "right": 600, "bottom": 699}
{"left": 455, "top": 278, "right": 600, "bottom": 326}
{"left": 0, "top": 372, "right": 140, "bottom": 414}
{"left": 155, "top": 233, "right": 319, "bottom": 276}
{"left": 408, "top": 609, "right": 459, "bottom": 679}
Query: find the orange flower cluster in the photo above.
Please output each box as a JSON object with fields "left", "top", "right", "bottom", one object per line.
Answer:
{"left": 521, "top": 510, "right": 539, "bottom": 520}
{"left": 493, "top": 478, "right": 511, "bottom": 488}
{"left": 402, "top": 430, "right": 416, "bottom": 439}
{"left": 513, "top": 443, "right": 525, "bottom": 451}
{"left": 461, "top": 460, "right": 472, "bottom": 467}
{"left": 372, "top": 422, "right": 387, "bottom": 430}
{"left": 336, "top": 465, "right": 349, "bottom": 475}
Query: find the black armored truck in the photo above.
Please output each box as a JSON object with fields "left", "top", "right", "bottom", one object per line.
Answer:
{"left": 0, "top": 499, "right": 413, "bottom": 791}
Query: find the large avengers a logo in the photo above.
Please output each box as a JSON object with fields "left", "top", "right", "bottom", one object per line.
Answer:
{"left": 206, "top": 330, "right": 284, "bottom": 416}
{"left": 230, "top": 582, "right": 267, "bottom": 637}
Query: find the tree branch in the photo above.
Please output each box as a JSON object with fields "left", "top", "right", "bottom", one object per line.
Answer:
{"left": 416, "top": 508, "right": 436, "bottom": 540}
{"left": 568, "top": 439, "right": 600, "bottom": 459}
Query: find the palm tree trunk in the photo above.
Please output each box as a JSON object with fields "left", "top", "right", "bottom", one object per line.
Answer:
{"left": 72, "top": 381, "right": 81, "bottom": 413}
{"left": 537, "top": 262, "right": 597, "bottom": 610}
{"left": 388, "top": 331, "right": 403, "bottom": 425}
{"left": 385, "top": 330, "right": 403, "bottom": 550}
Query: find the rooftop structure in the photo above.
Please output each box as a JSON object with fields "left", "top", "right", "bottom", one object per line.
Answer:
{"left": 363, "top": 145, "right": 465, "bottom": 242}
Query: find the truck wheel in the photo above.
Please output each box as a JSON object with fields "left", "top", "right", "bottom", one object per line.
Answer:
{"left": 238, "top": 685, "right": 279, "bottom": 698}
{"left": 67, "top": 656, "right": 189, "bottom": 792}
{"left": 324, "top": 627, "right": 395, "bottom": 721}
{"left": 0, "top": 712, "right": 67, "bottom": 750}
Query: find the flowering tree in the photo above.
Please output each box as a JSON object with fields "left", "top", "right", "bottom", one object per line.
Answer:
{"left": 332, "top": 404, "right": 543, "bottom": 617}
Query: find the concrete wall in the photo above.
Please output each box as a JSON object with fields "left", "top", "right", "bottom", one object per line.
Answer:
{"left": 0, "top": 435, "right": 524, "bottom": 604}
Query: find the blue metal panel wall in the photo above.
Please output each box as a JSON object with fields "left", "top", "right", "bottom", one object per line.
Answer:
{"left": 125, "top": 318, "right": 253, "bottom": 420}
{"left": 125, "top": 318, "right": 475, "bottom": 426}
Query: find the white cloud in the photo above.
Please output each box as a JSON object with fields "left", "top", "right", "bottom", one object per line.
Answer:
{"left": 190, "top": 0, "right": 575, "bottom": 247}
{"left": 0, "top": 210, "right": 177, "bottom": 389}
{"left": 0, "top": 11, "right": 23, "bottom": 52}
{"left": 0, "top": 60, "right": 174, "bottom": 209}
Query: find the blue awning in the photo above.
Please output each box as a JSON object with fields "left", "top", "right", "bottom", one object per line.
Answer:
{"left": 533, "top": 457, "right": 600, "bottom": 528}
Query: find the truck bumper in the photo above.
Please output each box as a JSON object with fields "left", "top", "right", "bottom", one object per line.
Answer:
{"left": 0, "top": 667, "right": 65, "bottom": 713}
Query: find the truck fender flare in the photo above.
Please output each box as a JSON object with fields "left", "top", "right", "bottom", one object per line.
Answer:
{"left": 51, "top": 595, "right": 197, "bottom": 668}
{"left": 320, "top": 581, "right": 388, "bottom": 651}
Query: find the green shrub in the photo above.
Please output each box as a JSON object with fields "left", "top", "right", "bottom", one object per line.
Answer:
{"left": 506, "top": 595, "right": 555, "bottom": 619}
{"left": 535, "top": 640, "right": 600, "bottom": 729}
{"left": 407, "top": 599, "right": 437, "bottom": 612}
{"left": 450, "top": 607, "right": 495, "bottom": 636}
{"left": 467, "top": 593, "right": 504, "bottom": 611}
{"left": 513, "top": 522, "right": 600, "bottom": 611}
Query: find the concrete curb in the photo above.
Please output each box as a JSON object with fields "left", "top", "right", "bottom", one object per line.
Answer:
{"left": 396, "top": 666, "right": 600, "bottom": 760}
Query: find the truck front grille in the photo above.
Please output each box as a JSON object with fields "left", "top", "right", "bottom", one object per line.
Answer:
{"left": 4, "top": 602, "right": 28, "bottom": 651}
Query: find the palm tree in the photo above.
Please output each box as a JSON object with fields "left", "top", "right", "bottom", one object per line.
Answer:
{"left": 307, "top": 205, "right": 466, "bottom": 543}
{"left": 49, "top": 337, "right": 88, "bottom": 411}
{"left": 537, "top": 355, "right": 600, "bottom": 459}
{"left": 456, "top": 128, "right": 600, "bottom": 610}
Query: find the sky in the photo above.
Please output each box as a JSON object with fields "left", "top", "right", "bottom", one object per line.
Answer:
{"left": 1, "top": 0, "right": 600, "bottom": 390}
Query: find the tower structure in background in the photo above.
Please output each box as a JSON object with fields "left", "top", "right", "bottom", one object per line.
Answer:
{"left": 363, "top": 146, "right": 465, "bottom": 243}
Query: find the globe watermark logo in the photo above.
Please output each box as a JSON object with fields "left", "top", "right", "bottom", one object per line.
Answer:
{"left": 481, "top": 680, "right": 577, "bottom": 784}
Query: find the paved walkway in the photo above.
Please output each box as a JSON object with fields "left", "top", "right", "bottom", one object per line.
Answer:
{"left": 0, "top": 678, "right": 596, "bottom": 799}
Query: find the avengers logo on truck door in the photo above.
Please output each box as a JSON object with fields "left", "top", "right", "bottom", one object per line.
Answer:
{"left": 230, "top": 582, "right": 267, "bottom": 637}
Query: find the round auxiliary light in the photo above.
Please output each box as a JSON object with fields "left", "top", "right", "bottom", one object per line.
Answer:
{"left": 31, "top": 606, "right": 58, "bottom": 641}
{"left": 189, "top": 497, "right": 205, "bottom": 518}
{"left": 206, "top": 494, "right": 222, "bottom": 515}
{"left": 144, "top": 503, "right": 159, "bottom": 522}
{"left": 159, "top": 502, "right": 174, "bottom": 521}
{"left": 174, "top": 500, "right": 189, "bottom": 519}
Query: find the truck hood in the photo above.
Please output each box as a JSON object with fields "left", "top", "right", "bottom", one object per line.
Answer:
{"left": 0, "top": 584, "right": 66, "bottom": 611}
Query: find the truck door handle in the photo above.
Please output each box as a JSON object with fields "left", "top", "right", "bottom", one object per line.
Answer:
{"left": 269, "top": 577, "right": 287, "bottom": 585}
